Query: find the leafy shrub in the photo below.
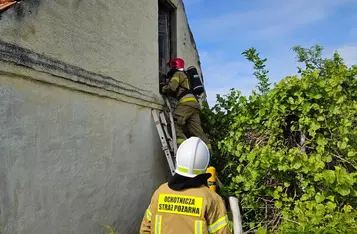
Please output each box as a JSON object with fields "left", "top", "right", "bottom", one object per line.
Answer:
{"left": 202, "top": 45, "right": 357, "bottom": 233}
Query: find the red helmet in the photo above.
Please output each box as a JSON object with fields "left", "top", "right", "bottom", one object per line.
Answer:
{"left": 169, "top": 58, "right": 185, "bottom": 69}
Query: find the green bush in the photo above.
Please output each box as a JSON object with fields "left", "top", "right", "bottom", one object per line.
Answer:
{"left": 202, "top": 45, "right": 357, "bottom": 233}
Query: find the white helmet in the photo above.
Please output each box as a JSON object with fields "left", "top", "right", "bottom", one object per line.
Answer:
{"left": 175, "top": 137, "right": 210, "bottom": 178}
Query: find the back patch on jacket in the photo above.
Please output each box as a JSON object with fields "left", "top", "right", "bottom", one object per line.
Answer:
{"left": 157, "top": 194, "right": 203, "bottom": 217}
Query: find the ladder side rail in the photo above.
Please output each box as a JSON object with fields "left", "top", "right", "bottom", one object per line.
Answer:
{"left": 164, "top": 97, "right": 177, "bottom": 155}
{"left": 152, "top": 109, "right": 176, "bottom": 175}
{"left": 159, "top": 112, "right": 174, "bottom": 152}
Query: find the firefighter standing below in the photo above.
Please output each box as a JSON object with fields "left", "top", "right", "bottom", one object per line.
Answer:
{"left": 160, "top": 58, "right": 212, "bottom": 152}
{"left": 140, "top": 137, "right": 232, "bottom": 234}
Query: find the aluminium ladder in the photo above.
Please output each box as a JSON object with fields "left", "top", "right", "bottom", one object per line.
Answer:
{"left": 151, "top": 97, "right": 178, "bottom": 176}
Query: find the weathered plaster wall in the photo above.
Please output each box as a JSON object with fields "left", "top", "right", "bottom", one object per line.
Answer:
{"left": 174, "top": 0, "right": 203, "bottom": 77}
{"left": 172, "top": 0, "right": 206, "bottom": 101}
{"left": 0, "top": 0, "right": 159, "bottom": 93}
{"left": 0, "top": 1, "right": 169, "bottom": 233}
{"left": 0, "top": 0, "right": 202, "bottom": 233}
{"left": 0, "top": 63, "right": 167, "bottom": 234}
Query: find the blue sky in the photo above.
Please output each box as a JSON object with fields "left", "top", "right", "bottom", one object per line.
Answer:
{"left": 183, "top": 0, "right": 357, "bottom": 107}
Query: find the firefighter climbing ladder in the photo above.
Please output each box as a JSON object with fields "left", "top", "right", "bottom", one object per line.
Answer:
{"left": 151, "top": 96, "right": 229, "bottom": 184}
{"left": 152, "top": 97, "right": 231, "bottom": 186}
{"left": 152, "top": 96, "right": 244, "bottom": 234}
{"left": 151, "top": 97, "right": 177, "bottom": 176}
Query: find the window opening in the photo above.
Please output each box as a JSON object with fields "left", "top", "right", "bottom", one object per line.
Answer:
{"left": 158, "top": 2, "right": 172, "bottom": 77}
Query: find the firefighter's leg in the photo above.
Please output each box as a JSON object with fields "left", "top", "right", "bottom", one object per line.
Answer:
{"left": 186, "top": 108, "right": 212, "bottom": 152}
{"left": 173, "top": 105, "right": 194, "bottom": 147}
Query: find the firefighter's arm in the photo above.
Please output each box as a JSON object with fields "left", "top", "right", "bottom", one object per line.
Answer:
{"left": 139, "top": 204, "right": 153, "bottom": 233}
{"left": 139, "top": 205, "right": 153, "bottom": 233}
{"left": 206, "top": 196, "right": 232, "bottom": 234}
{"left": 162, "top": 74, "right": 180, "bottom": 93}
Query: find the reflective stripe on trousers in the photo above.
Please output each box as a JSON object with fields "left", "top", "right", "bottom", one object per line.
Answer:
{"left": 177, "top": 137, "right": 186, "bottom": 145}
{"left": 179, "top": 97, "right": 197, "bottom": 104}
{"left": 154, "top": 215, "right": 162, "bottom": 234}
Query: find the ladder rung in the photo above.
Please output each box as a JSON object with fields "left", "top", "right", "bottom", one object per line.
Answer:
{"left": 152, "top": 109, "right": 176, "bottom": 175}
{"left": 151, "top": 97, "right": 180, "bottom": 176}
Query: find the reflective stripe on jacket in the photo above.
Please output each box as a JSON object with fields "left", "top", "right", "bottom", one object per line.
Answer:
{"left": 140, "top": 183, "right": 232, "bottom": 234}
{"left": 162, "top": 71, "right": 197, "bottom": 104}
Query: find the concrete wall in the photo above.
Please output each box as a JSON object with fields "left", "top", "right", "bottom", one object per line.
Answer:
{"left": 0, "top": 64, "right": 167, "bottom": 234}
{"left": 0, "top": 0, "right": 160, "bottom": 93}
{"left": 175, "top": 1, "right": 202, "bottom": 75}
{"left": 0, "top": 0, "right": 202, "bottom": 233}
{"left": 172, "top": 0, "right": 206, "bottom": 100}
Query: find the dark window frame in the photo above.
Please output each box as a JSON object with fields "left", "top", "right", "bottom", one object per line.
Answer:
{"left": 158, "top": 0, "right": 177, "bottom": 78}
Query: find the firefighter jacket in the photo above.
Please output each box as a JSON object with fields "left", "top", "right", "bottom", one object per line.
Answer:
{"left": 162, "top": 70, "right": 197, "bottom": 105}
{"left": 140, "top": 174, "right": 232, "bottom": 234}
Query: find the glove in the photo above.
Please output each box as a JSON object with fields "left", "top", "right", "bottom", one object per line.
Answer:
{"left": 159, "top": 83, "right": 165, "bottom": 94}
{"left": 159, "top": 74, "right": 167, "bottom": 94}
{"left": 159, "top": 73, "right": 167, "bottom": 84}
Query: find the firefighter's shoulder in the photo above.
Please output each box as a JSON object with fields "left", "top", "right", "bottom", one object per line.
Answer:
{"left": 200, "top": 185, "right": 226, "bottom": 206}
